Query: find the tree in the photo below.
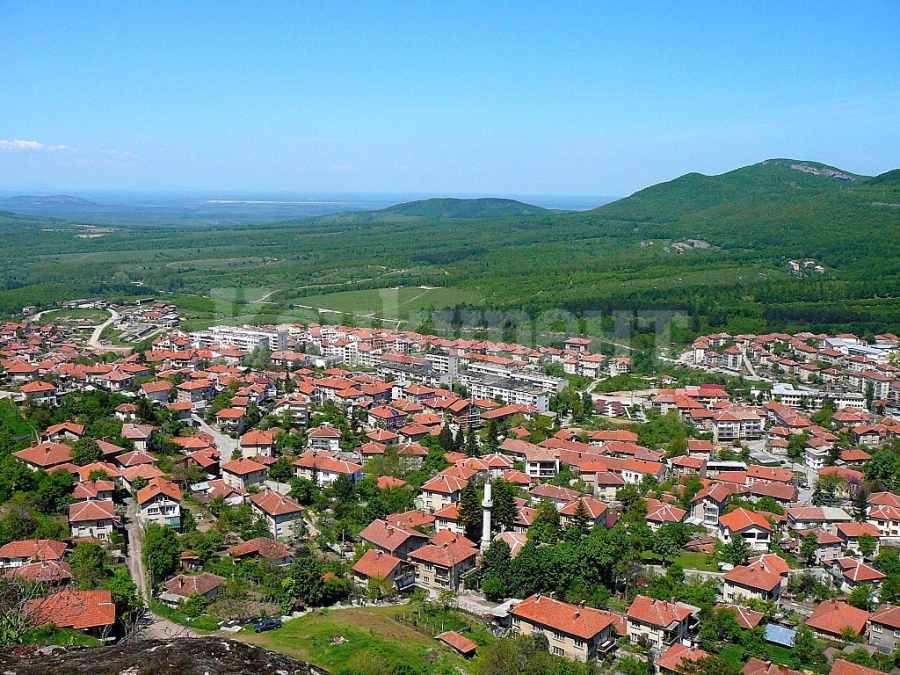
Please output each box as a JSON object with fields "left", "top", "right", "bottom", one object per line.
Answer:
{"left": 34, "top": 468, "right": 75, "bottom": 513}
{"left": 438, "top": 421, "right": 453, "bottom": 452}
{"left": 481, "top": 538, "right": 512, "bottom": 595}
{"left": 464, "top": 427, "right": 480, "bottom": 457}
{"left": 491, "top": 478, "right": 517, "bottom": 532}
{"left": 528, "top": 498, "right": 560, "bottom": 545}
{"left": 857, "top": 532, "right": 877, "bottom": 559}
{"left": 143, "top": 523, "right": 179, "bottom": 585}
{"left": 568, "top": 499, "right": 591, "bottom": 539}
{"left": 680, "top": 656, "right": 741, "bottom": 675}
{"left": 268, "top": 457, "right": 294, "bottom": 484}
{"left": 848, "top": 583, "right": 875, "bottom": 611}
{"left": 71, "top": 437, "right": 102, "bottom": 466}
{"left": 289, "top": 477, "right": 319, "bottom": 506}
{"left": 458, "top": 482, "right": 483, "bottom": 541}
{"left": 71, "top": 541, "right": 109, "bottom": 590}
{"left": 721, "top": 535, "right": 752, "bottom": 567}
{"left": 739, "top": 625, "right": 769, "bottom": 660}
{"left": 790, "top": 625, "right": 825, "bottom": 671}
{"left": 799, "top": 532, "right": 820, "bottom": 566}
{"left": 105, "top": 566, "right": 141, "bottom": 624}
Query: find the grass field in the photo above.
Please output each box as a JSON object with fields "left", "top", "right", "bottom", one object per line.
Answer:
{"left": 297, "top": 286, "right": 483, "bottom": 320}
{"left": 673, "top": 551, "right": 720, "bottom": 572}
{"left": 0, "top": 398, "right": 37, "bottom": 442}
{"left": 236, "top": 605, "right": 474, "bottom": 674}
{"left": 36, "top": 308, "right": 109, "bottom": 325}
{"left": 720, "top": 643, "right": 793, "bottom": 668}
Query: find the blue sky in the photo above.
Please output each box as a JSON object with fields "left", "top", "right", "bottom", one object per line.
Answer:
{"left": 1, "top": 2, "right": 898, "bottom": 196}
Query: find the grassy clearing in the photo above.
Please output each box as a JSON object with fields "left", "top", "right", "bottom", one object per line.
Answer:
{"left": 150, "top": 599, "right": 219, "bottom": 632}
{"left": 236, "top": 605, "right": 473, "bottom": 674}
{"left": 0, "top": 398, "right": 36, "bottom": 441}
{"left": 36, "top": 308, "right": 109, "bottom": 325}
{"left": 298, "top": 286, "right": 482, "bottom": 319}
{"left": 720, "top": 642, "right": 793, "bottom": 667}
{"left": 673, "top": 551, "right": 719, "bottom": 572}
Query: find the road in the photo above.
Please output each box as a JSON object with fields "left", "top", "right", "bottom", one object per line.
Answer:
{"left": 192, "top": 412, "right": 238, "bottom": 458}
{"left": 123, "top": 496, "right": 150, "bottom": 602}
{"left": 123, "top": 495, "right": 197, "bottom": 639}
{"left": 88, "top": 307, "right": 124, "bottom": 352}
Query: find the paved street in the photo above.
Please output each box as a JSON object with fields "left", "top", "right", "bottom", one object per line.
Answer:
{"left": 192, "top": 412, "right": 238, "bottom": 458}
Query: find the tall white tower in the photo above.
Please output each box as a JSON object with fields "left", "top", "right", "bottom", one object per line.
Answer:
{"left": 481, "top": 479, "right": 493, "bottom": 552}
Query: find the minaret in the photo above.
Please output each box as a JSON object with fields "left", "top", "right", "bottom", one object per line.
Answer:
{"left": 481, "top": 479, "right": 493, "bottom": 552}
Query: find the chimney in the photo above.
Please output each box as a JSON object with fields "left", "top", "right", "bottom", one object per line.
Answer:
{"left": 574, "top": 610, "right": 580, "bottom": 619}
{"left": 535, "top": 594, "right": 541, "bottom": 603}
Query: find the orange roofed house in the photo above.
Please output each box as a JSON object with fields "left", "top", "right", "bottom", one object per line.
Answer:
{"left": 511, "top": 593, "right": 618, "bottom": 661}
{"left": 137, "top": 477, "right": 182, "bottom": 529}
{"left": 248, "top": 491, "right": 304, "bottom": 541}
{"left": 25, "top": 588, "right": 116, "bottom": 639}
{"left": 626, "top": 595, "right": 697, "bottom": 652}
{"left": 351, "top": 548, "right": 416, "bottom": 592}
{"left": 408, "top": 534, "right": 478, "bottom": 592}
{"left": 68, "top": 499, "right": 117, "bottom": 541}
{"left": 718, "top": 507, "right": 772, "bottom": 552}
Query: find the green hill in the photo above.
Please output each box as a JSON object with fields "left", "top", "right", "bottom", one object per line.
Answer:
{"left": 378, "top": 197, "right": 552, "bottom": 219}
{"left": 0, "top": 158, "right": 898, "bottom": 337}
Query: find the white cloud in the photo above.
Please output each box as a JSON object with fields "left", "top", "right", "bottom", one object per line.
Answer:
{"left": 0, "top": 139, "right": 44, "bottom": 150}
{"left": 48, "top": 144, "right": 73, "bottom": 152}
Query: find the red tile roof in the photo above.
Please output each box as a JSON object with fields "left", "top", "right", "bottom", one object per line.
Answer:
{"left": 724, "top": 564, "right": 783, "bottom": 592}
{"left": 829, "top": 661, "right": 883, "bottom": 675}
{"left": 222, "top": 457, "right": 267, "bottom": 476}
{"left": 627, "top": 595, "right": 692, "bottom": 628}
{"left": 249, "top": 491, "right": 303, "bottom": 517}
{"left": 869, "top": 604, "right": 900, "bottom": 630}
{"left": 227, "top": 537, "right": 291, "bottom": 560}
{"left": 162, "top": 572, "right": 226, "bottom": 598}
{"left": 14, "top": 442, "right": 72, "bottom": 468}
{"left": 742, "top": 657, "right": 804, "bottom": 675}
{"left": 408, "top": 537, "right": 477, "bottom": 567}
{"left": 512, "top": 594, "right": 616, "bottom": 640}
{"left": 719, "top": 507, "right": 772, "bottom": 532}
{"left": 137, "top": 477, "right": 182, "bottom": 505}
{"left": 438, "top": 630, "right": 477, "bottom": 656}
{"left": 655, "top": 643, "right": 708, "bottom": 674}
{"left": 68, "top": 499, "right": 116, "bottom": 523}
{"left": 4, "top": 560, "right": 72, "bottom": 583}
{"left": 360, "top": 519, "right": 428, "bottom": 553}
{"left": 805, "top": 599, "right": 869, "bottom": 636}
{"left": 25, "top": 588, "right": 115, "bottom": 630}
{"left": 352, "top": 548, "right": 403, "bottom": 579}
{"left": 714, "top": 604, "right": 764, "bottom": 630}
{"left": 0, "top": 539, "right": 66, "bottom": 562}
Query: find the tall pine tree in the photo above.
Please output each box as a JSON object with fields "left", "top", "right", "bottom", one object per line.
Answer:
{"left": 458, "top": 482, "right": 482, "bottom": 541}
{"left": 464, "top": 427, "right": 480, "bottom": 457}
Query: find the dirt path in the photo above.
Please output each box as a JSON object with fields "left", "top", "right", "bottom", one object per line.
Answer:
{"left": 123, "top": 496, "right": 198, "bottom": 639}
{"left": 123, "top": 497, "right": 150, "bottom": 601}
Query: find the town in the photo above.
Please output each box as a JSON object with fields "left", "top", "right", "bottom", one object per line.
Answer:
{"left": 2, "top": 306, "right": 900, "bottom": 675}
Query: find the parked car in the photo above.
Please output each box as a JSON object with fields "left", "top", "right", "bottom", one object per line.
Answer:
{"left": 253, "top": 618, "right": 282, "bottom": 633}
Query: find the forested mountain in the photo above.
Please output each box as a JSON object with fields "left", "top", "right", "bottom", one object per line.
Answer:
{"left": 379, "top": 197, "right": 552, "bottom": 219}
{"left": 0, "top": 159, "right": 897, "bottom": 337}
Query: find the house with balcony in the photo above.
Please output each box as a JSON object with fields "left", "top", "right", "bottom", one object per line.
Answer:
{"left": 137, "top": 477, "right": 182, "bottom": 529}
{"left": 626, "top": 595, "right": 696, "bottom": 652}
{"left": 408, "top": 534, "right": 477, "bottom": 593}
{"left": 511, "top": 594, "right": 617, "bottom": 662}
{"left": 717, "top": 508, "right": 772, "bottom": 552}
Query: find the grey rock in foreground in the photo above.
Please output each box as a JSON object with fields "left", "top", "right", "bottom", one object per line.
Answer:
{"left": 0, "top": 637, "right": 328, "bottom": 675}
